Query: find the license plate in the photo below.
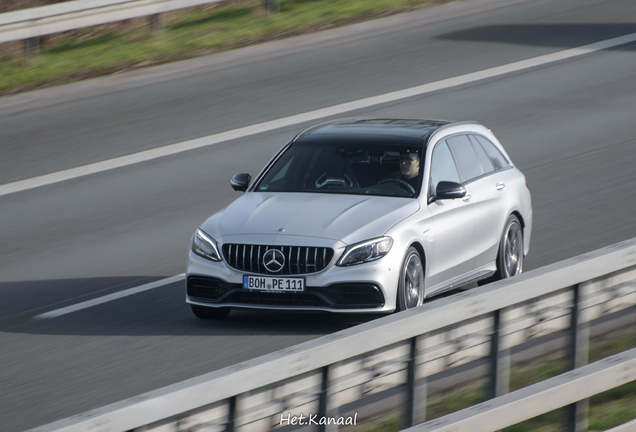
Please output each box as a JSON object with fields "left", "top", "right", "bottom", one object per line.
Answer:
{"left": 243, "top": 275, "right": 305, "bottom": 292}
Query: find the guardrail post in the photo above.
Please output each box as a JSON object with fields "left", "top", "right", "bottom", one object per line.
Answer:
{"left": 566, "top": 284, "right": 589, "bottom": 432}
{"left": 318, "top": 364, "right": 338, "bottom": 432}
{"left": 148, "top": 13, "right": 165, "bottom": 34}
{"left": 264, "top": 0, "right": 281, "bottom": 14}
{"left": 406, "top": 335, "right": 428, "bottom": 426}
{"left": 226, "top": 395, "right": 237, "bottom": 432}
{"left": 488, "top": 308, "right": 510, "bottom": 399}
{"left": 405, "top": 337, "right": 416, "bottom": 427}
{"left": 24, "top": 37, "right": 40, "bottom": 57}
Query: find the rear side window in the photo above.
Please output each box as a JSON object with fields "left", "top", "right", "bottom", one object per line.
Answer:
{"left": 469, "top": 135, "right": 494, "bottom": 174}
{"left": 447, "top": 135, "right": 483, "bottom": 182}
{"left": 473, "top": 135, "right": 509, "bottom": 170}
{"left": 430, "top": 141, "right": 460, "bottom": 194}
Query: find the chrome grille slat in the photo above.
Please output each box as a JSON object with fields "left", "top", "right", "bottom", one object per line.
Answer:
{"left": 297, "top": 248, "right": 301, "bottom": 274}
{"left": 288, "top": 247, "right": 293, "bottom": 274}
{"left": 308, "top": 247, "right": 316, "bottom": 268}
{"left": 279, "top": 247, "right": 284, "bottom": 275}
{"left": 222, "top": 244, "right": 333, "bottom": 275}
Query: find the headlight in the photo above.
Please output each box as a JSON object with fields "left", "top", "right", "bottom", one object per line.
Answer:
{"left": 192, "top": 229, "right": 221, "bottom": 262}
{"left": 337, "top": 237, "right": 393, "bottom": 266}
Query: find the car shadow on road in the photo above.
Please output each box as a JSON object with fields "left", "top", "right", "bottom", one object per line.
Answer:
{"left": 0, "top": 277, "right": 397, "bottom": 337}
{"left": 437, "top": 23, "right": 636, "bottom": 51}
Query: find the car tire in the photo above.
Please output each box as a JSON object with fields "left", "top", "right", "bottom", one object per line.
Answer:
{"left": 396, "top": 247, "right": 425, "bottom": 311}
{"left": 478, "top": 215, "right": 524, "bottom": 286}
{"left": 191, "top": 305, "right": 231, "bottom": 319}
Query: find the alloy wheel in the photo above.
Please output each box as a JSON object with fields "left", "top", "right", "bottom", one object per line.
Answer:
{"left": 402, "top": 252, "right": 424, "bottom": 309}
{"left": 503, "top": 222, "right": 523, "bottom": 277}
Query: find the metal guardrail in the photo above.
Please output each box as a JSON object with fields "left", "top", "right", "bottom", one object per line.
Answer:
{"left": 28, "top": 236, "right": 636, "bottom": 432}
{"left": 0, "top": 0, "right": 227, "bottom": 46}
{"left": 606, "top": 418, "right": 636, "bottom": 432}
{"left": 406, "top": 347, "right": 636, "bottom": 432}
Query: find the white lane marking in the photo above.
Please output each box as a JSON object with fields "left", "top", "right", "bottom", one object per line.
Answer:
{"left": 33, "top": 274, "right": 185, "bottom": 319}
{"left": 4, "top": 32, "right": 636, "bottom": 199}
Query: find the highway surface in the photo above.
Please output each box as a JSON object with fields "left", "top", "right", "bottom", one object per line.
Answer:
{"left": 1, "top": 0, "right": 636, "bottom": 429}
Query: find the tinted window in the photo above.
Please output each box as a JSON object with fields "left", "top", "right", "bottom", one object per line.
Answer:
{"left": 271, "top": 157, "right": 294, "bottom": 181}
{"left": 430, "top": 141, "right": 460, "bottom": 194}
{"left": 256, "top": 141, "right": 424, "bottom": 198}
{"left": 474, "top": 135, "right": 509, "bottom": 170}
{"left": 447, "top": 135, "right": 483, "bottom": 182}
{"left": 469, "top": 135, "right": 494, "bottom": 174}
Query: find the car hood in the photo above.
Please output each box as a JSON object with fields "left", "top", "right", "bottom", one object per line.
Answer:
{"left": 201, "top": 192, "right": 420, "bottom": 245}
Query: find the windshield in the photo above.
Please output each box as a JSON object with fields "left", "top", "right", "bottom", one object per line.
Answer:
{"left": 255, "top": 141, "right": 424, "bottom": 197}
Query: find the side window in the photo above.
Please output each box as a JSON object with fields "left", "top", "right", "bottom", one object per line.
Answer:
{"left": 469, "top": 135, "right": 494, "bottom": 174}
{"left": 430, "top": 141, "right": 460, "bottom": 194}
{"left": 447, "top": 134, "right": 483, "bottom": 182}
{"left": 474, "top": 135, "right": 510, "bottom": 170}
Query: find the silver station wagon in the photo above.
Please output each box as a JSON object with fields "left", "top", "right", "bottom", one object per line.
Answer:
{"left": 186, "top": 119, "right": 532, "bottom": 319}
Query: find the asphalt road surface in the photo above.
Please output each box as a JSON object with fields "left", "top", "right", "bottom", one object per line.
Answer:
{"left": 1, "top": 0, "right": 636, "bottom": 430}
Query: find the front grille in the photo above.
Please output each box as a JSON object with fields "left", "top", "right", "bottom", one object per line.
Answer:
{"left": 222, "top": 244, "right": 334, "bottom": 275}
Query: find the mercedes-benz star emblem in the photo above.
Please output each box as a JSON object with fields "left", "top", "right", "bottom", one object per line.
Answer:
{"left": 263, "top": 249, "right": 285, "bottom": 273}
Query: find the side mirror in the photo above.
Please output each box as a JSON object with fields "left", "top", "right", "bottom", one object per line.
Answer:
{"left": 231, "top": 173, "right": 251, "bottom": 192}
{"left": 435, "top": 181, "right": 466, "bottom": 200}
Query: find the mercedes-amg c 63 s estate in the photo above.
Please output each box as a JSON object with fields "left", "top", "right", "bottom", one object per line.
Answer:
{"left": 186, "top": 118, "right": 532, "bottom": 319}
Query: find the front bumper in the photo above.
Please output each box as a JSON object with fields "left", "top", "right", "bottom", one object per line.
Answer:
{"left": 186, "top": 249, "right": 401, "bottom": 313}
{"left": 188, "top": 275, "right": 384, "bottom": 309}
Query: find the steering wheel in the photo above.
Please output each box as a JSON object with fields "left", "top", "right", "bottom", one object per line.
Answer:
{"left": 377, "top": 178, "right": 416, "bottom": 195}
{"left": 315, "top": 173, "right": 354, "bottom": 189}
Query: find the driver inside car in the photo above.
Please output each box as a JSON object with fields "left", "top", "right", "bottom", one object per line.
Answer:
{"left": 384, "top": 150, "right": 421, "bottom": 190}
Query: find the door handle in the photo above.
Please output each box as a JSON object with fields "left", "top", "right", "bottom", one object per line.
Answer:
{"left": 462, "top": 194, "right": 472, "bottom": 202}
{"left": 496, "top": 182, "right": 506, "bottom": 190}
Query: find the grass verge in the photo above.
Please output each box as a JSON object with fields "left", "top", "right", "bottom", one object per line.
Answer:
{"left": 0, "top": 0, "right": 451, "bottom": 95}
